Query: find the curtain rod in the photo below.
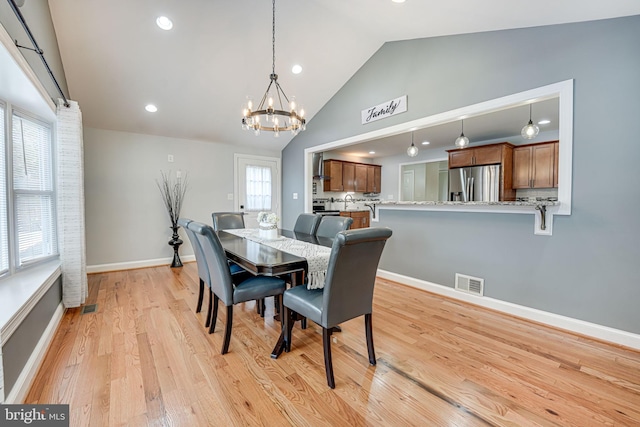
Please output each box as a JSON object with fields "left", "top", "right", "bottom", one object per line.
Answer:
{"left": 7, "top": 0, "right": 70, "bottom": 108}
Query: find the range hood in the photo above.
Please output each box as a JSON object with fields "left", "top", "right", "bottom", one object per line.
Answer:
{"left": 312, "top": 152, "right": 330, "bottom": 179}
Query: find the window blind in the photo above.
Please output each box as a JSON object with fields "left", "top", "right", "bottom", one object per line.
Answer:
{"left": 0, "top": 105, "right": 7, "bottom": 273}
{"left": 12, "top": 113, "right": 56, "bottom": 265}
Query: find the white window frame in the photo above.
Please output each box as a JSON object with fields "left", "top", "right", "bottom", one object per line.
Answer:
{"left": 0, "top": 100, "right": 57, "bottom": 278}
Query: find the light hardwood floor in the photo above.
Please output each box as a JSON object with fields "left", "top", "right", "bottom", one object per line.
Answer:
{"left": 25, "top": 263, "right": 640, "bottom": 426}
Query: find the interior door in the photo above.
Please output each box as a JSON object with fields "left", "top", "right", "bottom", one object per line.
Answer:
{"left": 235, "top": 155, "right": 281, "bottom": 228}
{"left": 401, "top": 170, "right": 414, "bottom": 201}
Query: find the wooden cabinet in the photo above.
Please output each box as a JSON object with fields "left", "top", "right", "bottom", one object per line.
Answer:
{"left": 366, "top": 165, "right": 381, "bottom": 193}
{"left": 322, "top": 160, "right": 382, "bottom": 193}
{"left": 340, "top": 211, "right": 369, "bottom": 229}
{"left": 447, "top": 142, "right": 515, "bottom": 201}
{"left": 354, "top": 164, "right": 368, "bottom": 192}
{"left": 448, "top": 144, "right": 503, "bottom": 168}
{"left": 323, "top": 160, "right": 343, "bottom": 192}
{"left": 342, "top": 162, "right": 355, "bottom": 192}
{"left": 512, "top": 141, "right": 558, "bottom": 189}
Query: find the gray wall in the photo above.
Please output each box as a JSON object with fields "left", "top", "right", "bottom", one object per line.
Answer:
{"left": 282, "top": 16, "right": 640, "bottom": 334}
{"left": 2, "top": 276, "right": 62, "bottom": 397}
{"left": 83, "top": 127, "right": 280, "bottom": 265}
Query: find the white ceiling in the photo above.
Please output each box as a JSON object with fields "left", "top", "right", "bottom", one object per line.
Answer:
{"left": 46, "top": 0, "right": 640, "bottom": 152}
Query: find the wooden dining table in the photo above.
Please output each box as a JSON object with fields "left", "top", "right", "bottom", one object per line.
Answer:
{"left": 216, "top": 229, "right": 333, "bottom": 358}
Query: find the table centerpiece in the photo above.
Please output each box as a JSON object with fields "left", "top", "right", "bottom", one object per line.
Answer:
{"left": 257, "top": 211, "right": 279, "bottom": 239}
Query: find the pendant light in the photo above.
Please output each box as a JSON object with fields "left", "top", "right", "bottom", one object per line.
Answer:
{"left": 241, "top": 0, "right": 306, "bottom": 137}
{"left": 454, "top": 120, "right": 470, "bottom": 148}
{"left": 521, "top": 104, "right": 540, "bottom": 139}
{"left": 407, "top": 132, "right": 419, "bottom": 157}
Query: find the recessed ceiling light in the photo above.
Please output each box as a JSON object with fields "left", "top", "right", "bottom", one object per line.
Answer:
{"left": 156, "top": 16, "right": 173, "bottom": 30}
{"left": 369, "top": 151, "right": 376, "bottom": 154}
{"left": 421, "top": 141, "right": 430, "bottom": 145}
{"left": 292, "top": 64, "right": 302, "bottom": 74}
{"left": 538, "top": 119, "right": 551, "bottom": 125}
{"left": 145, "top": 104, "right": 158, "bottom": 113}
{"left": 391, "top": 0, "right": 406, "bottom": 3}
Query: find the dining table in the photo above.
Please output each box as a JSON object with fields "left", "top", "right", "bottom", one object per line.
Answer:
{"left": 216, "top": 228, "right": 334, "bottom": 358}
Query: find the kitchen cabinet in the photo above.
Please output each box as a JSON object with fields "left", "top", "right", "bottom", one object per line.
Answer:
{"left": 447, "top": 142, "right": 515, "bottom": 201}
{"left": 366, "top": 165, "right": 381, "bottom": 193}
{"left": 323, "top": 159, "right": 382, "bottom": 193}
{"left": 512, "top": 141, "right": 558, "bottom": 189}
{"left": 355, "top": 164, "right": 368, "bottom": 192}
{"left": 342, "top": 162, "right": 355, "bottom": 192}
{"left": 340, "top": 211, "right": 369, "bottom": 229}
{"left": 323, "top": 160, "right": 343, "bottom": 192}
{"left": 448, "top": 144, "right": 504, "bottom": 168}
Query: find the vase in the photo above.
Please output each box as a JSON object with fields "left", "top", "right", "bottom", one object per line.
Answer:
{"left": 259, "top": 223, "right": 278, "bottom": 240}
{"left": 169, "top": 224, "right": 183, "bottom": 268}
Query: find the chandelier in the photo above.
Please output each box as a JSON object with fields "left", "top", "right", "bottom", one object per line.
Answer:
{"left": 241, "top": 0, "right": 306, "bottom": 137}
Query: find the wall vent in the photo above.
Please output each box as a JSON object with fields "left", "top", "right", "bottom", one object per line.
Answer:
{"left": 455, "top": 273, "right": 484, "bottom": 296}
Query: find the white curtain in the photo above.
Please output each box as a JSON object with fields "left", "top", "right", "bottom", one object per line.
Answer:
{"left": 56, "top": 99, "right": 87, "bottom": 307}
{"left": 246, "top": 165, "right": 272, "bottom": 211}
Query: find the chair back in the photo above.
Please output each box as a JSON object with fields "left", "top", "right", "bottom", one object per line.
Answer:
{"left": 293, "top": 213, "right": 322, "bottom": 235}
{"left": 178, "top": 218, "right": 209, "bottom": 286}
{"left": 321, "top": 227, "right": 392, "bottom": 328}
{"left": 315, "top": 216, "right": 353, "bottom": 239}
{"left": 212, "top": 212, "right": 245, "bottom": 231}
{"left": 188, "top": 221, "right": 234, "bottom": 306}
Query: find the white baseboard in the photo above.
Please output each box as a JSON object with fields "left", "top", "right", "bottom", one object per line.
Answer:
{"left": 4, "top": 302, "right": 65, "bottom": 404}
{"left": 377, "top": 269, "right": 640, "bottom": 351}
{"left": 87, "top": 255, "right": 195, "bottom": 274}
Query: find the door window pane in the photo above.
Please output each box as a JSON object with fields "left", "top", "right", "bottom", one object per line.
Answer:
{"left": 245, "top": 165, "right": 272, "bottom": 212}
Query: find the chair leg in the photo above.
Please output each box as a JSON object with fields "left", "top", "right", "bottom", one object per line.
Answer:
{"left": 196, "top": 278, "right": 204, "bottom": 313}
{"left": 256, "top": 298, "right": 263, "bottom": 316}
{"left": 222, "top": 305, "right": 233, "bottom": 354}
{"left": 205, "top": 289, "right": 213, "bottom": 327}
{"left": 323, "top": 328, "right": 336, "bottom": 389}
{"left": 209, "top": 294, "right": 219, "bottom": 334}
{"left": 277, "top": 295, "right": 284, "bottom": 324}
{"left": 283, "top": 305, "right": 293, "bottom": 352}
{"left": 365, "top": 313, "right": 376, "bottom": 365}
{"left": 260, "top": 298, "right": 266, "bottom": 318}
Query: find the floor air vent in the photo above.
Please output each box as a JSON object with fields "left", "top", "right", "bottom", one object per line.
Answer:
{"left": 455, "top": 274, "right": 484, "bottom": 296}
{"left": 81, "top": 304, "right": 97, "bottom": 314}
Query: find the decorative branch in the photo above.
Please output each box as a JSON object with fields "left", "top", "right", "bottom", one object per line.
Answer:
{"left": 156, "top": 171, "right": 188, "bottom": 227}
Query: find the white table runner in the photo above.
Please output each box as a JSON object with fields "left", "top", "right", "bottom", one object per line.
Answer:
{"left": 223, "top": 229, "right": 331, "bottom": 289}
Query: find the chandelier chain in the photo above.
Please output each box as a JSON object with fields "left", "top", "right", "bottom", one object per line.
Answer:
{"left": 272, "top": 0, "right": 276, "bottom": 76}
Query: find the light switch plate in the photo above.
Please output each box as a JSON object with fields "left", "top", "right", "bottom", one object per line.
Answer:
{"left": 227, "top": 193, "right": 233, "bottom": 200}
{"left": 293, "top": 193, "right": 298, "bottom": 199}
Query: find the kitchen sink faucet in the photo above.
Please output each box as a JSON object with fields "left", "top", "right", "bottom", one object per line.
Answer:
{"left": 344, "top": 194, "right": 354, "bottom": 210}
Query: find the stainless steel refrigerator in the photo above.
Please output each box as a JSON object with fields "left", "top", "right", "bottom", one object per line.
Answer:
{"left": 449, "top": 165, "right": 501, "bottom": 202}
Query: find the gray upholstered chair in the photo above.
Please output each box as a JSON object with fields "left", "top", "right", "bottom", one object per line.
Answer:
{"left": 315, "top": 216, "right": 353, "bottom": 239}
{"left": 212, "top": 212, "right": 245, "bottom": 231}
{"left": 293, "top": 213, "right": 321, "bottom": 235}
{"left": 178, "top": 218, "right": 208, "bottom": 314}
{"left": 188, "top": 220, "right": 286, "bottom": 354}
{"left": 180, "top": 218, "right": 248, "bottom": 327}
{"left": 282, "top": 227, "right": 392, "bottom": 388}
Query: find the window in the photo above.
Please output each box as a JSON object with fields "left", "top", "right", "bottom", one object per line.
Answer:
{"left": 0, "top": 104, "right": 7, "bottom": 274}
{"left": 245, "top": 165, "right": 272, "bottom": 211}
{"left": 12, "top": 112, "right": 56, "bottom": 266}
{"left": 0, "top": 102, "right": 56, "bottom": 276}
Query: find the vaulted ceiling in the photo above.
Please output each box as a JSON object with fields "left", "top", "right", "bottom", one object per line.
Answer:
{"left": 46, "top": 1, "right": 640, "bottom": 151}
